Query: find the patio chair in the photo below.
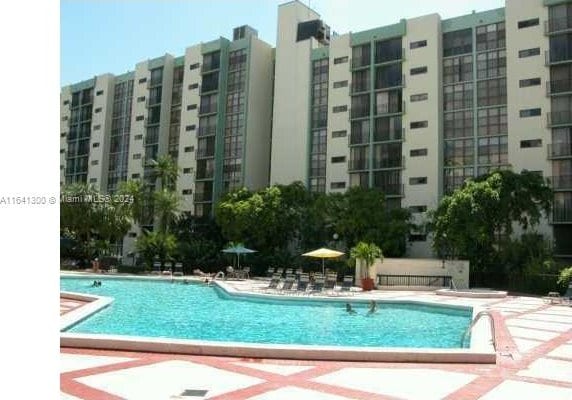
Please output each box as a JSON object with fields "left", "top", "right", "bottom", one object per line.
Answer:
{"left": 266, "top": 274, "right": 281, "bottom": 291}
{"left": 281, "top": 274, "right": 296, "bottom": 292}
{"left": 174, "top": 262, "right": 184, "bottom": 277}
{"left": 152, "top": 261, "right": 161, "bottom": 275}
{"left": 340, "top": 275, "right": 355, "bottom": 295}
{"left": 267, "top": 267, "right": 275, "bottom": 277}
{"left": 241, "top": 266, "right": 250, "bottom": 279}
{"left": 276, "top": 267, "right": 284, "bottom": 277}
{"left": 543, "top": 291, "right": 563, "bottom": 304}
{"left": 324, "top": 273, "right": 337, "bottom": 291}
{"left": 296, "top": 274, "right": 310, "bottom": 294}
{"left": 310, "top": 276, "right": 325, "bottom": 294}
{"left": 163, "top": 261, "right": 173, "bottom": 275}
{"left": 285, "top": 268, "right": 293, "bottom": 276}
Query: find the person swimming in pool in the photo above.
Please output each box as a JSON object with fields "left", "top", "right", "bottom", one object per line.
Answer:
{"left": 346, "top": 303, "right": 357, "bottom": 314}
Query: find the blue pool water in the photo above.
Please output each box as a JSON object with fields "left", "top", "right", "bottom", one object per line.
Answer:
{"left": 61, "top": 277, "right": 472, "bottom": 348}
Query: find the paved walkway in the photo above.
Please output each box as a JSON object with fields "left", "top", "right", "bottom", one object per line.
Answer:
{"left": 60, "top": 284, "right": 572, "bottom": 400}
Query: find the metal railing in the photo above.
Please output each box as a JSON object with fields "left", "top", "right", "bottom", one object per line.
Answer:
{"left": 460, "top": 310, "right": 496, "bottom": 349}
{"left": 348, "top": 159, "right": 369, "bottom": 171}
{"left": 193, "top": 192, "right": 213, "bottom": 202}
{"left": 350, "top": 107, "right": 370, "bottom": 119}
{"left": 547, "top": 143, "right": 572, "bottom": 159}
{"left": 546, "top": 79, "right": 572, "bottom": 95}
{"left": 549, "top": 175, "right": 572, "bottom": 190}
{"left": 375, "top": 183, "right": 404, "bottom": 196}
{"left": 376, "top": 274, "right": 452, "bottom": 287}
{"left": 545, "top": 16, "right": 572, "bottom": 35}
{"left": 545, "top": 49, "right": 572, "bottom": 65}
{"left": 553, "top": 206, "right": 572, "bottom": 223}
{"left": 372, "top": 157, "right": 405, "bottom": 169}
{"left": 547, "top": 110, "right": 572, "bottom": 127}
{"left": 197, "top": 125, "right": 217, "bottom": 137}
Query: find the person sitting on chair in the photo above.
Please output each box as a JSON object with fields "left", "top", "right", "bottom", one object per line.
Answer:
{"left": 346, "top": 303, "right": 357, "bottom": 315}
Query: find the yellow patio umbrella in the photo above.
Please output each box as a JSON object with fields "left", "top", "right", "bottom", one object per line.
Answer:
{"left": 302, "top": 247, "right": 345, "bottom": 275}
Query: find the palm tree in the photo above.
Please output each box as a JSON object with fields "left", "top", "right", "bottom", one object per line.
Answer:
{"left": 350, "top": 241, "right": 383, "bottom": 290}
{"left": 150, "top": 155, "right": 179, "bottom": 191}
{"left": 154, "top": 189, "right": 180, "bottom": 234}
{"left": 117, "top": 179, "right": 149, "bottom": 226}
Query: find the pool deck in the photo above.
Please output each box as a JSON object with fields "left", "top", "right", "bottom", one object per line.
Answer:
{"left": 60, "top": 276, "right": 572, "bottom": 400}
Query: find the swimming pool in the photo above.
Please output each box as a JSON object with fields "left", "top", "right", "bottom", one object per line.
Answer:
{"left": 61, "top": 277, "right": 472, "bottom": 349}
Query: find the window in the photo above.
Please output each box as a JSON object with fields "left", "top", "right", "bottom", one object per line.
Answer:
{"left": 476, "top": 22, "right": 506, "bottom": 52}
{"left": 333, "top": 105, "right": 348, "bottom": 113}
{"left": 135, "top": 115, "right": 144, "bottom": 121}
{"left": 351, "top": 69, "right": 370, "bottom": 92}
{"left": 410, "top": 148, "right": 428, "bottom": 157}
{"left": 89, "top": 178, "right": 97, "bottom": 183}
{"left": 137, "top": 96, "right": 145, "bottom": 102}
{"left": 60, "top": 132, "right": 66, "bottom": 137}
{"left": 409, "top": 205, "right": 427, "bottom": 213}
{"left": 477, "top": 136, "right": 508, "bottom": 165}
{"left": 189, "top": 63, "right": 200, "bottom": 70}
{"left": 331, "top": 182, "right": 346, "bottom": 189}
{"left": 352, "top": 43, "right": 371, "bottom": 68}
{"left": 374, "top": 89, "right": 402, "bottom": 115}
{"left": 477, "top": 78, "right": 507, "bottom": 107}
{"left": 185, "top": 125, "right": 196, "bottom": 131}
{"left": 445, "top": 139, "right": 474, "bottom": 166}
{"left": 333, "top": 56, "right": 348, "bottom": 64}
{"left": 183, "top": 168, "right": 192, "bottom": 174}
{"left": 131, "top": 173, "right": 140, "bottom": 179}
{"left": 351, "top": 94, "right": 370, "bottom": 118}
{"left": 519, "top": 47, "right": 540, "bottom": 58}
{"left": 409, "top": 177, "right": 427, "bottom": 185}
{"left": 476, "top": 49, "right": 506, "bottom": 79}
{"left": 92, "top": 142, "right": 100, "bottom": 148}
{"left": 444, "top": 82, "right": 473, "bottom": 110}
{"left": 94, "top": 107, "right": 102, "bottom": 113}
{"left": 410, "top": 40, "right": 427, "bottom": 49}
{"left": 410, "top": 93, "right": 428, "bottom": 102}
{"left": 331, "top": 156, "right": 346, "bottom": 163}
{"left": 134, "top": 134, "right": 143, "bottom": 140}
{"left": 138, "top": 78, "right": 147, "bottom": 84}
{"left": 410, "top": 121, "right": 428, "bottom": 129}
{"left": 332, "top": 130, "right": 347, "bottom": 138}
{"left": 478, "top": 107, "right": 507, "bottom": 136}
{"left": 375, "top": 63, "right": 402, "bottom": 89}
{"left": 90, "top": 160, "right": 98, "bottom": 166}
{"left": 520, "top": 108, "right": 541, "bottom": 117}
{"left": 182, "top": 189, "right": 193, "bottom": 195}
{"left": 521, "top": 139, "right": 542, "bottom": 148}
{"left": 374, "top": 37, "right": 402, "bottom": 63}
{"left": 96, "top": 90, "right": 104, "bottom": 96}
{"left": 93, "top": 125, "right": 101, "bottom": 131}
{"left": 188, "top": 83, "right": 199, "bottom": 90}
{"left": 374, "top": 116, "right": 402, "bottom": 141}
{"left": 187, "top": 104, "right": 197, "bottom": 110}
{"left": 59, "top": 149, "right": 65, "bottom": 154}
{"left": 333, "top": 80, "right": 348, "bottom": 88}
{"left": 133, "top": 153, "right": 141, "bottom": 160}
{"left": 443, "top": 55, "right": 472, "bottom": 84}
{"left": 410, "top": 66, "right": 428, "bottom": 75}
{"left": 518, "top": 18, "right": 539, "bottom": 29}
{"left": 184, "top": 146, "right": 194, "bottom": 152}
{"left": 351, "top": 120, "right": 370, "bottom": 144}
{"left": 443, "top": 28, "right": 472, "bottom": 57}
{"left": 62, "top": 116, "right": 68, "bottom": 121}
{"left": 519, "top": 78, "right": 541, "bottom": 87}
{"left": 63, "top": 100, "right": 69, "bottom": 105}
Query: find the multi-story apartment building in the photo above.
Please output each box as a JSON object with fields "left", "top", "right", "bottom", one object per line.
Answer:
{"left": 61, "top": 0, "right": 572, "bottom": 261}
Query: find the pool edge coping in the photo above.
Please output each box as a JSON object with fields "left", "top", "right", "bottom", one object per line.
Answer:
{"left": 60, "top": 274, "right": 497, "bottom": 364}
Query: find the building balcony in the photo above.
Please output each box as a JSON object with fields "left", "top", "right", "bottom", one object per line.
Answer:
{"left": 375, "top": 101, "right": 405, "bottom": 116}
{"left": 193, "top": 192, "right": 213, "bottom": 202}
{"left": 372, "top": 157, "right": 405, "bottom": 170}
{"left": 374, "top": 49, "right": 405, "bottom": 65}
{"left": 201, "top": 63, "right": 220, "bottom": 73}
{"left": 348, "top": 159, "right": 369, "bottom": 171}
{"left": 351, "top": 57, "right": 370, "bottom": 70}
{"left": 198, "top": 106, "right": 218, "bottom": 115}
{"left": 196, "top": 149, "right": 215, "bottom": 159}
{"left": 375, "top": 183, "right": 404, "bottom": 197}
{"left": 545, "top": 16, "right": 572, "bottom": 35}
{"left": 197, "top": 125, "right": 217, "bottom": 137}
{"left": 350, "top": 82, "right": 370, "bottom": 94}
{"left": 547, "top": 143, "right": 572, "bottom": 159}
{"left": 547, "top": 79, "right": 572, "bottom": 95}
{"left": 195, "top": 169, "right": 214, "bottom": 180}
{"left": 552, "top": 206, "right": 572, "bottom": 223}
{"left": 350, "top": 107, "right": 370, "bottom": 119}
{"left": 547, "top": 110, "right": 572, "bottom": 127}
{"left": 374, "top": 75, "right": 405, "bottom": 91}
{"left": 550, "top": 175, "right": 572, "bottom": 190}
{"left": 545, "top": 49, "right": 572, "bottom": 65}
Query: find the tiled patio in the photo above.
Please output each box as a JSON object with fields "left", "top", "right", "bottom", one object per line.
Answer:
{"left": 60, "top": 281, "right": 572, "bottom": 399}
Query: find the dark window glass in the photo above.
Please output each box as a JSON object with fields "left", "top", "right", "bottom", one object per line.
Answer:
{"left": 334, "top": 56, "right": 349, "bottom": 64}
{"left": 410, "top": 148, "right": 428, "bottom": 157}
{"left": 519, "top": 47, "right": 540, "bottom": 58}
{"left": 96, "top": 90, "right": 103, "bottom": 96}
{"left": 520, "top": 139, "right": 542, "bottom": 148}
{"left": 374, "top": 37, "right": 402, "bottom": 63}
{"left": 375, "top": 63, "right": 402, "bottom": 89}
{"left": 520, "top": 108, "right": 541, "bottom": 117}
{"left": 332, "top": 130, "right": 347, "bottom": 138}
{"left": 332, "top": 105, "right": 348, "bottom": 113}
{"left": 443, "top": 29, "right": 472, "bottom": 57}
{"left": 189, "top": 63, "right": 200, "bottom": 70}
{"left": 330, "top": 182, "right": 346, "bottom": 189}
{"left": 138, "top": 78, "right": 147, "bottom": 84}
{"left": 476, "top": 22, "right": 506, "bottom": 51}
{"left": 333, "top": 80, "right": 348, "bottom": 88}
{"left": 331, "top": 156, "right": 346, "bottom": 163}
{"left": 410, "top": 121, "right": 428, "bottom": 129}
{"left": 409, "top": 177, "right": 427, "bottom": 185}
{"left": 410, "top": 66, "right": 428, "bottom": 75}
{"left": 519, "top": 78, "right": 541, "bottom": 87}
{"left": 410, "top": 40, "right": 427, "bottom": 49}
{"left": 518, "top": 18, "right": 539, "bottom": 29}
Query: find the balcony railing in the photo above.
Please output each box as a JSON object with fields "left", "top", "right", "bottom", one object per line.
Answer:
{"left": 377, "top": 274, "right": 451, "bottom": 287}
{"left": 547, "top": 110, "right": 572, "bottom": 127}
{"left": 193, "top": 192, "right": 213, "bottom": 202}
{"left": 375, "top": 183, "right": 404, "bottom": 196}
{"left": 545, "top": 16, "right": 572, "bottom": 35}
{"left": 374, "top": 48, "right": 405, "bottom": 65}
{"left": 350, "top": 82, "right": 370, "bottom": 94}
{"left": 375, "top": 101, "right": 405, "bottom": 116}
{"left": 350, "top": 107, "right": 370, "bottom": 119}
{"left": 196, "top": 149, "right": 215, "bottom": 159}
{"left": 348, "top": 159, "right": 369, "bottom": 171}
{"left": 553, "top": 206, "right": 572, "bottom": 223}
{"left": 201, "top": 62, "right": 220, "bottom": 73}
{"left": 198, "top": 105, "right": 217, "bottom": 115}
{"left": 547, "top": 79, "right": 572, "bottom": 95}
{"left": 372, "top": 157, "right": 405, "bottom": 170}
{"left": 547, "top": 143, "right": 572, "bottom": 159}
{"left": 545, "top": 49, "right": 572, "bottom": 65}
{"left": 550, "top": 175, "right": 572, "bottom": 190}
{"left": 195, "top": 169, "right": 215, "bottom": 180}
{"left": 197, "top": 125, "right": 217, "bottom": 137}
{"left": 374, "top": 75, "right": 405, "bottom": 91}
{"left": 351, "top": 57, "right": 371, "bottom": 69}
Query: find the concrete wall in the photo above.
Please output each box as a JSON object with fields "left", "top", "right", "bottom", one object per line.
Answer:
{"left": 356, "top": 257, "right": 470, "bottom": 289}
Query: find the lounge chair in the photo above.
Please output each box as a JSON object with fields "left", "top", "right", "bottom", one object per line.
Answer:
{"left": 281, "top": 274, "right": 296, "bottom": 292}
{"left": 276, "top": 267, "right": 284, "bottom": 277}
{"left": 296, "top": 274, "right": 310, "bottom": 294}
{"left": 241, "top": 266, "right": 250, "bottom": 279}
{"left": 266, "top": 274, "right": 281, "bottom": 291}
{"left": 174, "top": 262, "right": 184, "bottom": 277}
{"left": 285, "top": 268, "right": 293, "bottom": 276}
{"left": 324, "top": 273, "right": 337, "bottom": 291}
{"left": 543, "top": 291, "right": 563, "bottom": 304}
{"left": 267, "top": 267, "right": 275, "bottom": 277}
{"left": 311, "top": 276, "right": 325, "bottom": 294}
{"left": 340, "top": 275, "right": 355, "bottom": 295}
{"left": 152, "top": 261, "right": 161, "bottom": 275}
{"left": 163, "top": 261, "right": 173, "bottom": 275}
{"left": 295, "top": 268, "right": 303, "bottom": 278}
